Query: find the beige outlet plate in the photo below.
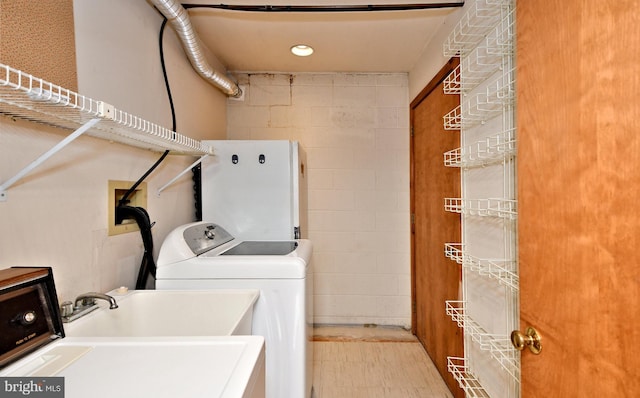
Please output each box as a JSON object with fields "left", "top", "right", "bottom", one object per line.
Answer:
{"left": 108, "top": 180, "right": 148, "bottom": 236}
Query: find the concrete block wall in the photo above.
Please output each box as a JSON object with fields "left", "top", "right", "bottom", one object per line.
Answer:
{"left": 227, "top": 72, "right": 411, "bottom": 327}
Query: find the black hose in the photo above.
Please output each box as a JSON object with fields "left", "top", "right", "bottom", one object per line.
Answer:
{"left": 116, "top": 206, "right": 156, "bottom": 289}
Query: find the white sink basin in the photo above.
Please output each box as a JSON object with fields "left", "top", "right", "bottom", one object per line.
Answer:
{"left": 64, "top": 289, "right": 259, "bottom": 337}
{"left": 0, "top": 336, "right": 266, "bottom": 398}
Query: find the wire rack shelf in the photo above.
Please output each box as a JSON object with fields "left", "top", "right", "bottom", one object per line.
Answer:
{"left": 442, "top": 72, "right": 514, "bottom": 131}
{"left": 444, "top": 198, "right": 517, "bottom": 219}
{"left": 443, "top": 0, "right": 512, "bottom": 57}
{"left": 444, "top": 0, "right": 518, "bottom": 395}
{"left": 444, "top": 16, "right": 514, "bottom": 96}
{"left": 0, "top": 63, "right": 213, "bottom": 156}
{"left": 446, "top": 301, "right": 520, "bottom": 382}
{"left": 444, "top": 128, "right": 516, "bottom": 168}
{"left": 0, "top": 63, "right": 215, "bottom": 201}
{"left": 444, "top": 243, "right": 518, "bottom": 290}
{"left": 447, "top": 357, "right": 491, "bottom": 398}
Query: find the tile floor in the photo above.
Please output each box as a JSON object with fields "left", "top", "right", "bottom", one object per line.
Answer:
{"left": 312, "top": 325, "right": 454, "bottom": 398}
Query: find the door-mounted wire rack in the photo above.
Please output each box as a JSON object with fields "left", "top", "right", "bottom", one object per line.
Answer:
{"left": 446, "top": 301, "right": 520, "bottom": 382}
{"left": 0, "top": 63, "right": 213, "bottom": 201}
{"left": 441, "top": 0, "right": 518, "bottom": 395}
{"left": 444, "top": 243, "right": 518, "bottom": 290}
{"left": 444, "top": 198, "right": 517, "bottom": 219}
{"left": 444, "top": 128, "right": 515, "bottom": 168}
{"left": 443, "top": 0, "right": 512, "bottom": 58}
{"left": 444, "top": 12, "right": 515, "bottom": 96}
{"left": 443, "top": 71, "right": 515, "bottom": 131}
{"left": 447, "top": 357, "right": 492, "bottom": 398}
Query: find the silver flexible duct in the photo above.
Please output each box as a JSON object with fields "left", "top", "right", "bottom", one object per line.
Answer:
{"left": 150, "top": 0, "right": 242, "bottom": 97}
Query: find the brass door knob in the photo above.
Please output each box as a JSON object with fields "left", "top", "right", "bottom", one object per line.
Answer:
{"left": 511, "top": 326, "right": 542, "bottom": 354}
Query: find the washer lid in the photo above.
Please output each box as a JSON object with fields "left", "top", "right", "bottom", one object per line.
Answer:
{"left": 220, "top": 241, "right": 298, "bottom": 256}
{"left": 156, "top": 239, "right": 313, "bottom": 280}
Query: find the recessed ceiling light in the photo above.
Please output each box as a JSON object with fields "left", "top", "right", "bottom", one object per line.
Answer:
{"left": 291, "top": 44, "right": 314, "bottom": 57}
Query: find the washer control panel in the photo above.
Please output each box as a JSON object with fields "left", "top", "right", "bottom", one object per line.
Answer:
{"left": 182, "top": 223, "right": 235, "bottom": 255}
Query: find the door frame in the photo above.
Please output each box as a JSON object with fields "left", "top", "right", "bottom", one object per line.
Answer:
{"left": 409, "top": 57, "right": 463, "bottom": 398}
{"left": 409, "top": 57, "right": 459, "bottom": 333}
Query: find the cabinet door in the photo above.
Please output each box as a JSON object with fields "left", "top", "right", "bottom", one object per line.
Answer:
{"left": 517, "top": 1, "right": 640, "bottom": 396}
{"left": 410, "top": 58, "right": 463, "bottom": 398}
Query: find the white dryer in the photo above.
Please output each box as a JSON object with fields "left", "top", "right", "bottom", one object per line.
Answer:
{"left": 156, "top": 222, "right": 313, "bottom": 398}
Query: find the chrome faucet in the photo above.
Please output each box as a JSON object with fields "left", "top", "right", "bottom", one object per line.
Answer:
{"left": 60, "top": 292, "right": 119, "bottom": 323}
{"left": 74, "top": 292, "right": 119, "bottom": 310}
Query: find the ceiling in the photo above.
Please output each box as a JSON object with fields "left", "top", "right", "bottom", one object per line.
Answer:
{"left": 183, "top": 1, "right": 463, "bottom": 73}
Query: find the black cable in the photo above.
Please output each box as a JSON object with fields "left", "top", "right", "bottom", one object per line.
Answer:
{"left": 181, "top": 2, "right": 464, "bottom": 12}
{"left": 118, "top": 18, "right": 175, "bottom": 207}
{"left": 117, "top": 17, "right": 180, "bottom": 289}
{"left": 117, "top": 150, "right": 169, "bottom": 208}
{"left": 159, "top": 18, "right": 177, "bottom": 134}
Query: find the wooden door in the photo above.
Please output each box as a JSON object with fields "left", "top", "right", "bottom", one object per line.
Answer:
{"left": 517, "top": 1, "right": 640, "bottom": 396}
{"left": 410, "top": 58, "right": 463, "bottom": 398}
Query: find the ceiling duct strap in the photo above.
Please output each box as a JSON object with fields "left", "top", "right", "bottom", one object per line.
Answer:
{"left": 150, "top": 0, "right": 242, "bottom": 97}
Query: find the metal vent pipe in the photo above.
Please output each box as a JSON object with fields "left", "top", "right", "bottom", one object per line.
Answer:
{"left": 150, "top": 0, "right": 242, "bottom": 97}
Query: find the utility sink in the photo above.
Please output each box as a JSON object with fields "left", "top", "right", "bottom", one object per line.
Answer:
{"left": 0, "top": 336, "right": 266, "bottom": 398}
{"left": 63, "top": 289, "right": 259, "bottom": 337}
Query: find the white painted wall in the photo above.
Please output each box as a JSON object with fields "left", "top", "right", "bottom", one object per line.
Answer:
{"left": 227, "top": 73, "right": 411, "bottom": 326}
{"left": 0, "top": 0, "right": 227, "bottom": 302}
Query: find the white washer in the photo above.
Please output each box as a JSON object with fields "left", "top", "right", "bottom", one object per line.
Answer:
{"left": 156, "top": 222, "right": 313, "bottom": 398}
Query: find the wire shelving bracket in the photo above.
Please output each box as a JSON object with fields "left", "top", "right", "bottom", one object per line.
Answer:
{"left": 0, "top": 117, "right": 101, "bottom": 202}
{"left": 157, "top": 154, "right": 209, "bottom": 196}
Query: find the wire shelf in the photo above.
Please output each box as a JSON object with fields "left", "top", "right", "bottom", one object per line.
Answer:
{"left": 444, "top": 128, "right": 516, "bottom": 168}
{"left": 443, "top": 0, "right": 512, "bottom": 57}
{"left": 443, "top": 64, "right": 462, "bottom": 95}
{"left": 444, "top": 198, "right": 517, "bottom": 219}
{"left": 444, "top": 243, "right": 518, "bottom": 290}
{"left": 446, "top": 302, "right": 520, "bottom": 382}
{"left": 447, "top": 357, "right": 491, "bottom": 398}
{"left": 0, "top": 63, "right": 213, "bottom": 156}
{"left": 443, "top": 72, "right": 514, "bottom": 130}
{"left": 483, "top": 9, "right": 516, "bottom": 57}
{"left": 444, "top": 11, "right": 515, "bottom": 95}
{"left": 445, "top": 0, "right": 518, "bottom": 395}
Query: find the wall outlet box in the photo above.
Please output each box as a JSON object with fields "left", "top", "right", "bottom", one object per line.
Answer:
{"left": 108, "top": 180, "right": 147, "bottom": 236}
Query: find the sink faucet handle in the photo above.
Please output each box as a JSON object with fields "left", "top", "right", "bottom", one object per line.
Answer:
{"left": 78, "top": 297, "right": 96, "bottom": 307}
{"left": 60, "top": 301, "right": 74, "bottom": 317}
